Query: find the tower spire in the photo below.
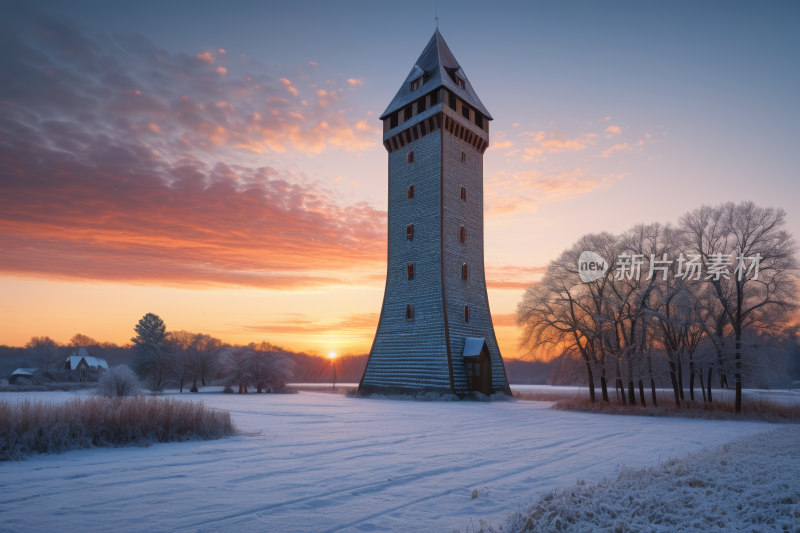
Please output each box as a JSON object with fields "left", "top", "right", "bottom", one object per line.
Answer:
{"left": 435, "top": 7, "right": 438, "bottom": 28}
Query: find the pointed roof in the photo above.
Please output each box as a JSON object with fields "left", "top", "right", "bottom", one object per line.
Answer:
{"left": 379, "top": 29, "right": 493, "bottom": 121}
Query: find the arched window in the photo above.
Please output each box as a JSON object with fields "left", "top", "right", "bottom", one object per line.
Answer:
{"left": 464, "top": 305, "right": 470, "bottom": 323}
{"left": 406, "top": 304, "right": 415, "bottom": 320}
{"left": 407, "top": 151, "right": 414, "bottom": 164}
{"left": 460, "top": 225, "right": 466, "bottom": 243}
{"left": 462, "top": 264, "right": 468, "bottom": 280}
{"left": 460, "top": 187, "right": 466, "bottom": 201}
{"left": 408, "top": 184, "right": 415, "bottom": 199}
{"left": 407, "top": 263, "right": 415, "bottom": 280}
{"left": 407, "top": 224, "right": 414, "bottom": 240}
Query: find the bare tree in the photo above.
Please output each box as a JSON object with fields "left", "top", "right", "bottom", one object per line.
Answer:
{"left": 166, "top": 330, "right": 197, "bottom": 393}
{"left": 218, "top": 347, "right": 253, "bottom": 393}
{"left": 248, "top": 342, "right": 295, "bottom": 392}
{"left": 518, "top": 201, "right": 798, "bottom": 412}
{"left": 681, "top": 201, "right": 799, "bottom": 412}
{"left": 25, "top": 336, "right": 65, "bottom": 380}
{"left": 517, "top": 240, "right": 608, "bottom": 402}
{"left": 70, "top": 333, "right": 98, "bottom": 347}
{"left": 190, "top": 333, "right": 223, "bottom": 387}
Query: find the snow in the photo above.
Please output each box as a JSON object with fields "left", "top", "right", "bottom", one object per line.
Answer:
{"left": 0, "top": 389, "right": 783, "bottom": 532}
{"left": 494, "top": 426, "right": 800, "bottom": 532}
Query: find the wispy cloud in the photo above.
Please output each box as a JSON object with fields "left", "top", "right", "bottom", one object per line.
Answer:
{"left": 0, "top": 7, "right": 386, "bottom": 289}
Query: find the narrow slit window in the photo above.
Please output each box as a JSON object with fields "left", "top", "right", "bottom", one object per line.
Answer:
{"left": 464, "top": 305, "right": 470, "bottom": 322}
{"left": 406, "top": 304, "right": 414, "bottom": 320}
{"left": 462, "top": 263, "right": 468, "bottom": 280}
{"left": 461, "top": 103, "right": 470, "bottom": 120}
{"left": 461, "top": 187, "right": 466, "bottom": 201}
{"left": 476, "top": 113, "right": 484, "bottom": 129}
{"left": 407, "top": 151, "right": 414, "bottom": 164}
{"left": 407, "top": 263, "right": 415, "bottom": 280}
{"left": 390, "top": 112, "right": 398, "bottom": 129}
{"left": 418, "top": 96, "right": 427, "bottom": 113}
{"left": 408, "top": 184, "right": 415, "bottom": 199}
{"left": 461, "top": 151, "right": 466, "bottom": 163}
{"left": 460, "top": 225, "right": 466, "bottom": 243}
{"left": 407, "top": 224, "right": 414, "bottom": 240}
{"left": 431, "top": 90, "right": 439, "bottom": 105}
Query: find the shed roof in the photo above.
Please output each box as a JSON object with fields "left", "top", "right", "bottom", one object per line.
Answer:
{"left": 10, "top": 368, "right": 37, "bottom": 376}
{"left": 380, "top": 29, "right": 492, "bottom": 120}
{"left": 462, "top": 337, "right": 487, "bottom": 358}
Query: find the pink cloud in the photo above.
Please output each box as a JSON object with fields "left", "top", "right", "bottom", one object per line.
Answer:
{"left": 0, "top": 8, "right": 388, "bottom": 289}
{"left": 196, "top": 51, "right": 214, "bottom": 64}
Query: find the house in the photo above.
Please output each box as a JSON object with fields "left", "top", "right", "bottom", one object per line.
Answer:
{"left": 64, "top": 347, "right": 109, "bottom": 382}
{"left": 9, "top": 368, "right": 37, "bottom": 385}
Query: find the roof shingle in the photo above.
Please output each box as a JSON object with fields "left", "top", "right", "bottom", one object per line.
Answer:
{"left": 379, "top": 29, "right": 492, "bottom": 121}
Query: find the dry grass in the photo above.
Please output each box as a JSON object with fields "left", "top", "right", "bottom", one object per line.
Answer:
{"left": 554, "top": 396, "right": 800, "bottom": 423}
{"left": 512, "top": 390, "right": 578, "bottom": 402}
{"left": 0, "top": 396, "right": 236, "bottom": 461}
{"left": 293, "top": 385, "right": 354, "bottom": 396}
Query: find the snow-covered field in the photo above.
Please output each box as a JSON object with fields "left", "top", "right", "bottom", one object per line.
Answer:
{"left": 0, "top": 389, "right": 784, "bottom": 532}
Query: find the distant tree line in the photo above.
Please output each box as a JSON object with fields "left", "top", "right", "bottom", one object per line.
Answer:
{"left": 517, "top": 201, "right": 800, "bottom": 413}
{"left": 129, "top": 313, "right": 296, "bottom": 393}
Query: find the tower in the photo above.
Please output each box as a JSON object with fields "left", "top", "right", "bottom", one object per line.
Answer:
{"left": 358, "top": 30, "right": 511, "bottom": 397}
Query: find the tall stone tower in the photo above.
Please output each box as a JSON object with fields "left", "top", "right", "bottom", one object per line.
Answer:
{"left": 358, "top": 29, "right": 511, "bottom": 397}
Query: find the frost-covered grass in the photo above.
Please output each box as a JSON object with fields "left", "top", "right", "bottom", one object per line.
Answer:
{"left": 0, "top": 395, "right": 235, "bottom": 461}
{"left": 474, "top": 426, "right": 800, "bottom": 532}
{"left": 555, "top": 397, "right": 800, "bottom": 423}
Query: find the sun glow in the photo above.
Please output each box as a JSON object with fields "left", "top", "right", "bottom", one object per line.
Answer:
{"left": 328, "top": 351, "right": 337, "bottom": 359}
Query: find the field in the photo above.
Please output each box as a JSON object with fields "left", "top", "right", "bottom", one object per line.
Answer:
{"left": 0, "top": 388, "right": 793, "bottom": 532}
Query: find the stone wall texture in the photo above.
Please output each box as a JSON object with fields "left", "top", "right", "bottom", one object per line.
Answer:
{"left": 359, "top": 110, "right": 511, "bottom": 396}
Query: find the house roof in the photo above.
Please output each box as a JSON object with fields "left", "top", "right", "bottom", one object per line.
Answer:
{"left": 379, "top": 29, "right": 492, "bottom": 120}
{"left": 65, "top": 347, "right": 109, "bottom": 370}
{"left": 462, "top": 337, "right": 487, "bottom": 358}
{"left": 10, "top": 368, "right": 37, "bottom": 376}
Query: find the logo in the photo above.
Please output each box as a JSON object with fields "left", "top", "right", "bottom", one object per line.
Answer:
{"left": 578, "top": 251, "right": 608, "bottom": 282}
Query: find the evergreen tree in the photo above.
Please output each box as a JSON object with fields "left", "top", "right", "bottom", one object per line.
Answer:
{"left": 130, "top": 313, "right": 169, "bottom": 391}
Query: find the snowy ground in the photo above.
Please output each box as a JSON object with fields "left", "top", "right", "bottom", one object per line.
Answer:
{"left": 0, "top": 389, "right": 784, "bottom": 532}
{"left": 494, "top": 425, "right": 800, "bottom": 532}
